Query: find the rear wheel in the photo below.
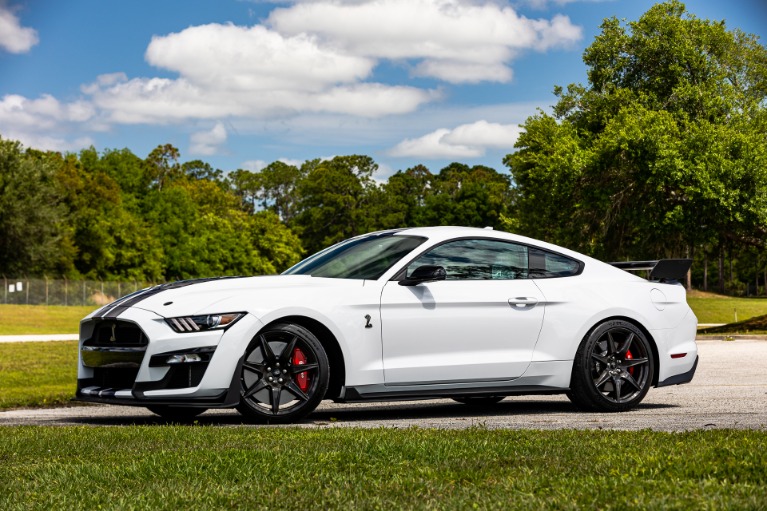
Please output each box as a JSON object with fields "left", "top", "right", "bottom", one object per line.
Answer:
{"left": 236, "top": 323, "right": 329, "bottom": 424}
{"left": 567, "top": 320, "right": 654, "bottom": 412}
{"left": 147, "top": 406, "right": 207, "bottom": 421}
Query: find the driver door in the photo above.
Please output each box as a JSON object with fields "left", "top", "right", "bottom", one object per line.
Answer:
{"left": 379, "top": 238, "right": 545, "bottom": 385}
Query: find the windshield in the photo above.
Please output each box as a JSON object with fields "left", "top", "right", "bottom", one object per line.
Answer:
{"left": 283, "top": 233, "right": 426, "bottom": 279}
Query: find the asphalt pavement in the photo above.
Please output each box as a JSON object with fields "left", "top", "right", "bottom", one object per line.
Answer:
{"left": 1, "top": 339, "right": 765, "bottom": 430}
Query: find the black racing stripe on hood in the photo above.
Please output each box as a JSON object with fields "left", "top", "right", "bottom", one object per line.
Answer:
{"left": 94, "top": 276, "right": 245, "bottom": 319}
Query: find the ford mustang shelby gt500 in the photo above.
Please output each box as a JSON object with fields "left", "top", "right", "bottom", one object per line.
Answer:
{"left": 77, "top": 226, "right": 698, "bottom": 423}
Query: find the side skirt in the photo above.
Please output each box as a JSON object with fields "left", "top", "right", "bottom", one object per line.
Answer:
{"left": 337, "top": 378, "right": 567, "bottom": 402}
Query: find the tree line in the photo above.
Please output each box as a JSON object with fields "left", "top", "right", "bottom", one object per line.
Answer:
{"left": 1, "top": 1, "right": 766, "bottom": 294}
{"left": 0, "top": 140, "right": 513, "bottom": 281}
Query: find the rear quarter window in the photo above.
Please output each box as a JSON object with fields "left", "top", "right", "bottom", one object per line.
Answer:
{"left": 529, "top": 248, "right": 582, "bottom": 278}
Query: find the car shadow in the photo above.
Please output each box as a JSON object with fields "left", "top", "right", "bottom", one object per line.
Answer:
{"left": 66, "top": 398, "right": 678, "bottom": 427}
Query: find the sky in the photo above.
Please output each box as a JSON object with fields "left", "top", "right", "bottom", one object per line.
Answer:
{"left": 1, "top": 0, "right": 766, "bottom": 180}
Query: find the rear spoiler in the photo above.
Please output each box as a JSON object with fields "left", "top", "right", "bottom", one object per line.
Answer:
{"left": 609, "top": 259, "right": 692, "bottom": 283}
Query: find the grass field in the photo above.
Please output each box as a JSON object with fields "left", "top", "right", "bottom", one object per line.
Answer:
{"left": 1, "top": 307, "right": 764, "bottom": 510}
{"left": 687, "top": 292, "right": 767, "bottom": 324}
{"left": 0, "top": 305, "right": 94, "bottom": 335}
{"left": 0, "top": 293, "right": 764, "bottom": 410}
{"left": 0, "top": 427, "right": 764, "bottom": 510}
{"left": 0, "top": 341, "right": 77, "bottom": 410}
{"left": 1, "top": 294, "right": 767, "bottom": 336}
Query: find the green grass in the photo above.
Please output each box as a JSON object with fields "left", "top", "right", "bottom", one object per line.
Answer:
{"left": 0, "top": 341, "right": 78, "bottom": 410}
{"left": 0, "top": 427, "right": 764, "bottom": 510}
{"left": 687, "top": 294, "right": 767, "bottom": 324}
{"left": 0, "top": 304, "right": 94, "bottom": 335}
{"left": 0, "top": 295, "right": 765, "bottom": 335}
{"left": 697, "top": 314, "right": 767, "bottom": 335}
{"left": 0, "top": 294, "right": 763, "bottom": 411}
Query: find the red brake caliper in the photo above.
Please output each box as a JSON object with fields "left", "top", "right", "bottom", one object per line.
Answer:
{"left": 626, "top": 349, "right": 634, "bottom": 376}
{"left": 292, "top": 348, "right": 310, "bottom": 392}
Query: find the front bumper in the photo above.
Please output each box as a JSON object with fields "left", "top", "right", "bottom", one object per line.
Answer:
{"left": 76, "top": 306, "right": 260, "bottom": 408}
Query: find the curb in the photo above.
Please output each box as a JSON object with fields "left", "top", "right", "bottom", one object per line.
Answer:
{"left": 696, "top": 335, "right": 767, "bottom": 341}
{"left": 0, "top": 334, "right": 78, "bottom": 343}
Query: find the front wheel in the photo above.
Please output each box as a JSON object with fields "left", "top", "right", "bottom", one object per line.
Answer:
{"left": 567, "top": 320, "right": 654, "bottom": 412}
{"left": 236, "top": 323, "right": 329, "bottom": 424}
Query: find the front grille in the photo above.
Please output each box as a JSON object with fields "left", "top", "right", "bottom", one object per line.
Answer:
{"left": 167, "top": 364, "right": 208, "bottom": 389}
{"left": 86, "top": 320, "right": 147, "bottom": 347}
{"left": 91, "top": 367, "right": 140, "bottom": 390}
{"left": 81, "top": 320, "right": 148, "bottom": 390}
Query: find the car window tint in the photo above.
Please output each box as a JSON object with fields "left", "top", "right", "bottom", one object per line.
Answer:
{"left": 285, "top": 234, "right": 426, "bottom": 279}
{"left": 529, "top": 248, "right": 581, "bottom": 278}
{"left": 408, "top": 239, "right": 529, "bottom": 280}
{"left": 406, "top": 239, "right": 581, "bottom": 281}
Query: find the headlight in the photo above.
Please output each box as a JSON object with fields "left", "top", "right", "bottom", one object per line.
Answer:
{"left": 165, "top": 313, "right": 244, "bottom": 333}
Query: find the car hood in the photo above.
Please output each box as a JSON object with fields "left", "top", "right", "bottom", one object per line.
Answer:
{"left": 88, "top": 275, "right": 367, "bottom": 319}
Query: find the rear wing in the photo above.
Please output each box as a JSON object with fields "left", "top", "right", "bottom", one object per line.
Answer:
{"left": 609, "top": 259, "right": 692, "bottom": 283}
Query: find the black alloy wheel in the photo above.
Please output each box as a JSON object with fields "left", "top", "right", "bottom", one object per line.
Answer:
{"left": 147, "top": 405, "right": 207, "bottom": 422}
{"left": 236, "top": 322, "right": 329, "bottom": 424}
{"left": 567, "top": 320, "right": 654, "bottom": 412}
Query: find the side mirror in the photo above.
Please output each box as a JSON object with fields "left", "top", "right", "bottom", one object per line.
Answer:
{"left": 399, "top": 265, "right": 447, "bottom": 286}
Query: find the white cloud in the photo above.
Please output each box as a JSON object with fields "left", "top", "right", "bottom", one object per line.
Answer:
{"left": 240, "top": 157, "right": 304, "bottom": 171}
{"left": 390, "top": 129, "right": 481, "bottom": 158}
{"left": 0, "top": 1, "right": 578, "bottom": 153}
{"left": 442, "top": 120, "right": 524, "bottom": 148}
{"left": 389, "top": 120, "right": 523, "bottom": 159}
{"left": 190, "top": 122, "right": 228, "bottom": 155}
{"left": 415, "top": 60, "right": 513, "bottom": 84}
{"left": 0, "top": 93, "right": 96, "bottom": 151}
{"left": 518, "top": 0, "right": 614, "bottom": 9}
{"left": 81, "top": 24, "right": 436, "bottom": 124}
{"left": 0, "top": 94, "right": 95, "bottom": 128}
{"left": 0, "top": 3, "right": 38, "bottom": 54}
{"left": 8, "top": 133, "right": 95, "bottom": 153}
{"left": 145, "top": 24, "right": 374, "bottom": 92}
{"left": 268, "top": 0, "right": 582, "bottom": 83}
{"left": 277, "top": 157, "right": 304, "bottom": 167}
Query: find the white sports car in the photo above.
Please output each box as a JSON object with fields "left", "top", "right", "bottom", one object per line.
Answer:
{"left": 77, "top": 226, "right": 698, "bottom": 423}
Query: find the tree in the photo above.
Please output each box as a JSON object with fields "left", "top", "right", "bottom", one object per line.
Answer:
{"left": 229, "top": 161, "right": 305, "bottom": 220}
{"left": 145, "top": 144, "right": 181, "bottom": 191}
{"left": 0, "top": 138, "right": 70, "bottom": 275}
{"left": 55, "top": 151, "right": 164, "bottom": 281}
{"left": 228, "top": 168, "right": 261, "bottom": 214}
{"left": 293, "top": 155, "right": 379, "bottom": 253}
{"left": 377, "top": 164, "right": 434, "bottom": 229}
{"left": 144, "top": 174, "right": 304, "bottom": 279}
{"left": 182, "top": 160, "right": 224, "bottom": 183}
{"left": 505, "top": 1, "right": 767, "bottom": 263}
{"left": 421, "top": 163, "right": 513, "bottom": 229}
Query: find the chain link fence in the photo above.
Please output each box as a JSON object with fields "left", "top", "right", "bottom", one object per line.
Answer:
{"left": 1, "top": 277, "right": 157, "bottom": 306}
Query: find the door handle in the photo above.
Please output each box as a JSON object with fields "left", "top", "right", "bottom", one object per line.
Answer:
{"left": 509, "top": 297, "right": 538, "bottom": 308}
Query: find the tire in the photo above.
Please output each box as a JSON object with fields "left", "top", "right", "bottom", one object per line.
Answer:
{"left": 452, "top": 396, "right": 505, "bottom": 406}
{"left": 567, "top": 320, "right": 654, "bottom": 412}
{"left": 147, "top": 405, "right": 207, "bottom": 421}
{"left": 236, "top": 322, "right": 329, "bottom": 424}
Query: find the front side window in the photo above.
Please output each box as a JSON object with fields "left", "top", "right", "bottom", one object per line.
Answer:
{"left": 284, "top": 233, "right": 426, "bottom": 280}
{"left": 405, "top": 238, "right": 581, "bottom": 280}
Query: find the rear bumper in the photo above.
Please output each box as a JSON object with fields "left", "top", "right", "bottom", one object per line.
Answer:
{"left": 657, "top": 355, "right": 698, "bottom": 387}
